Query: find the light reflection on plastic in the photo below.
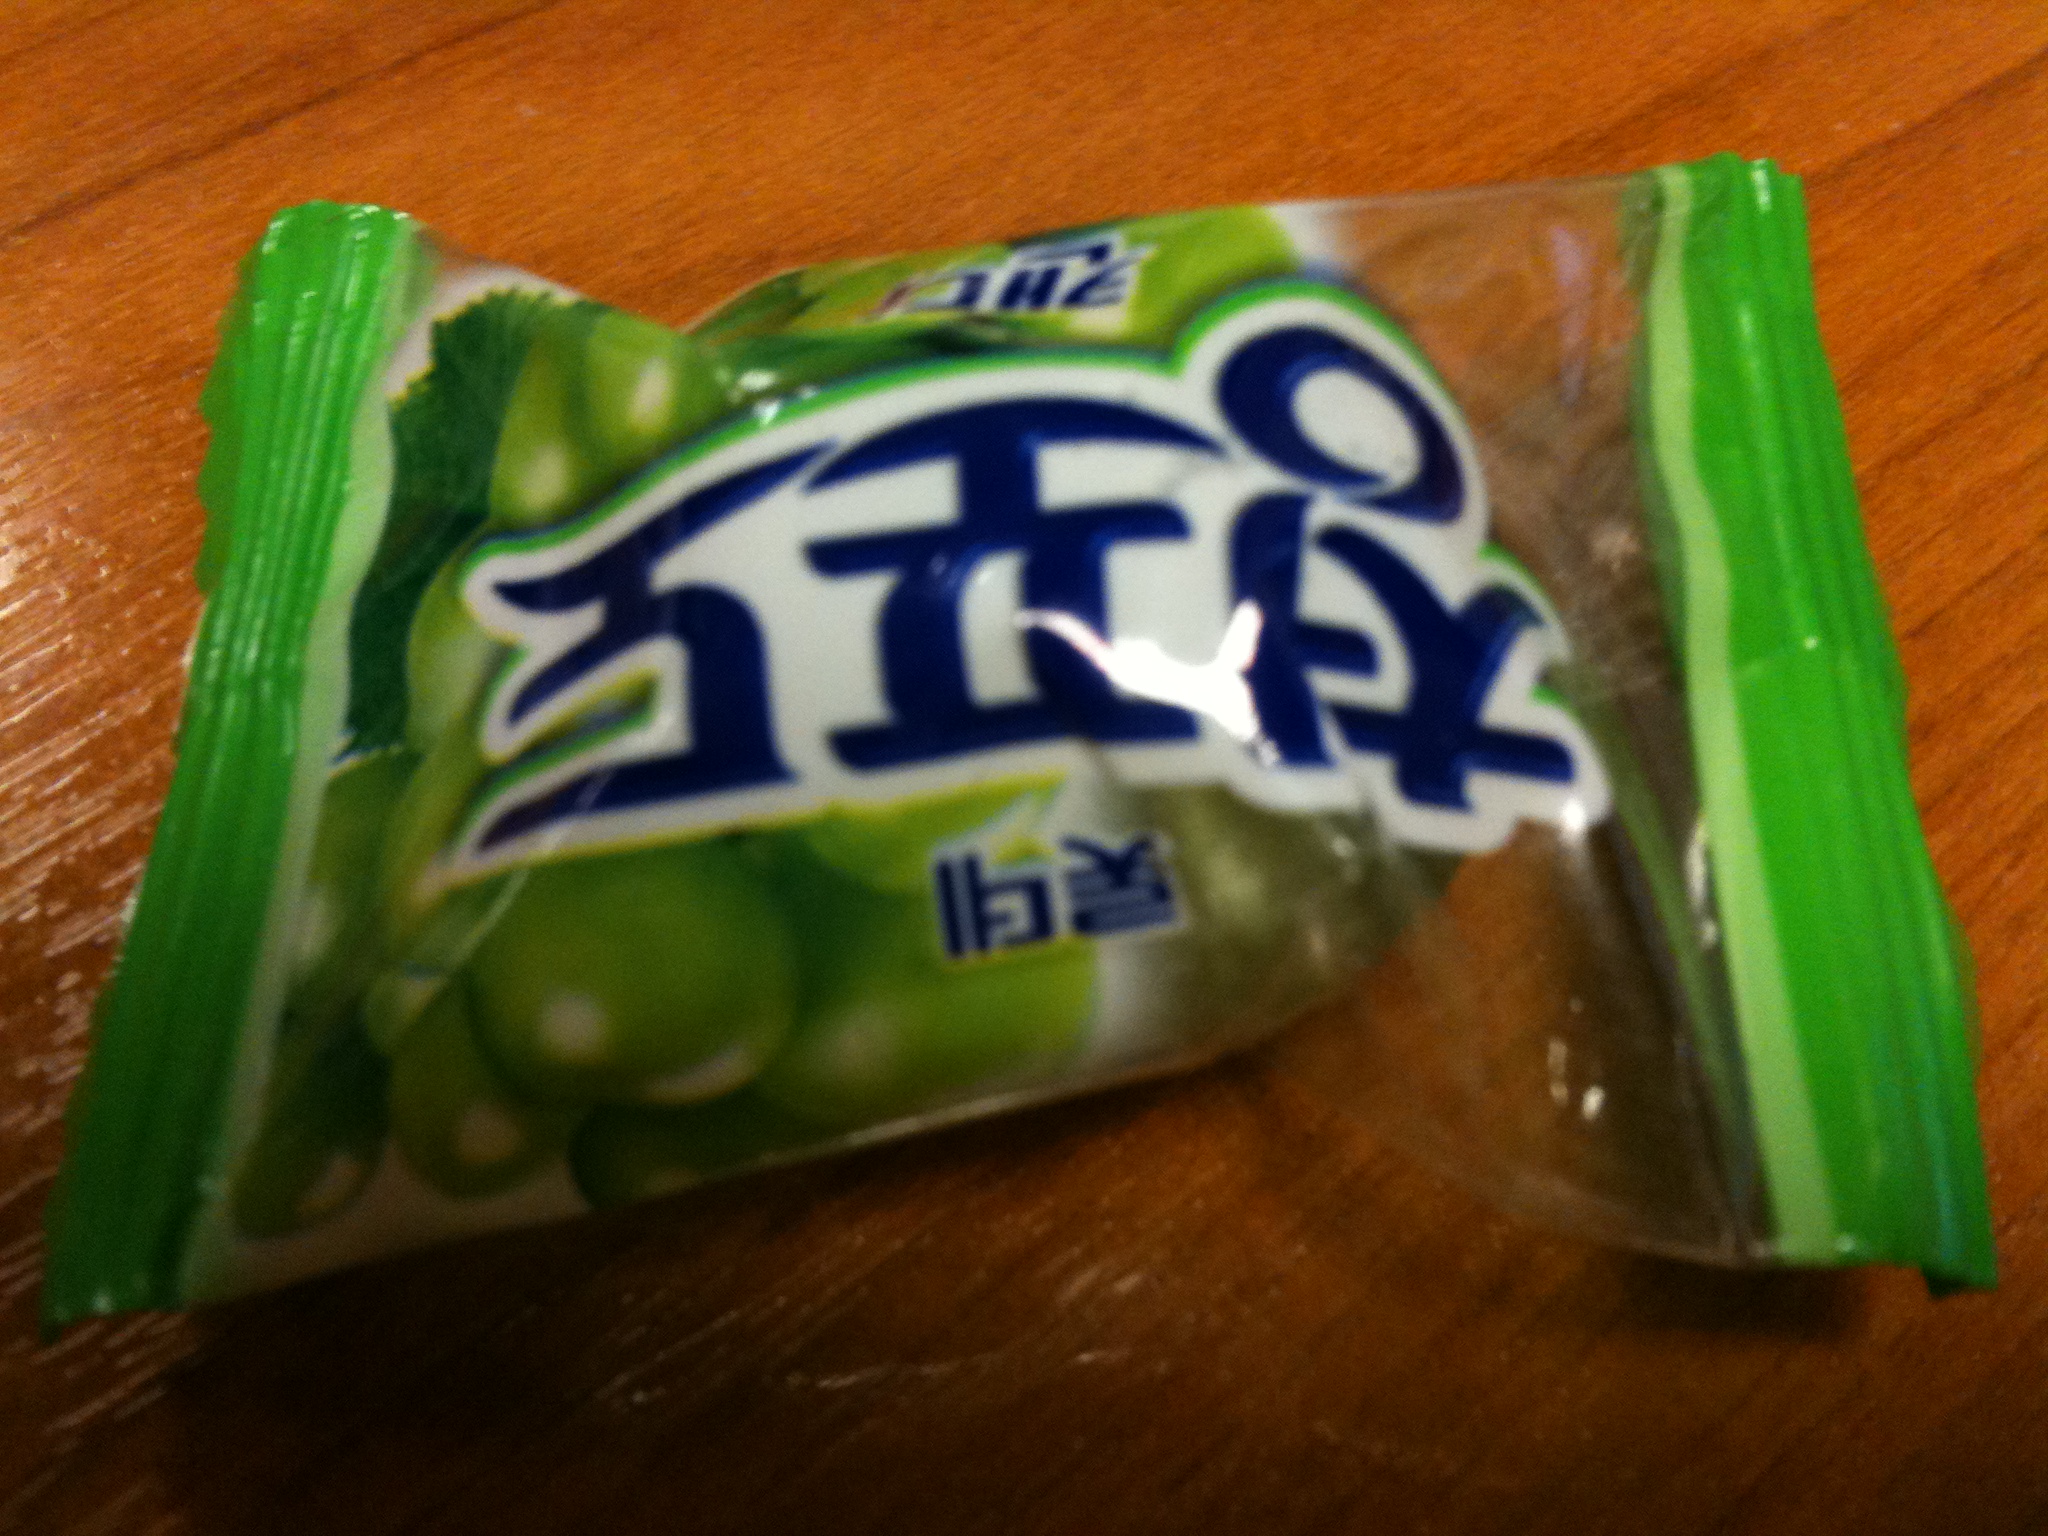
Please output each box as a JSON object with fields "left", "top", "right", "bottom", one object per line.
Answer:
{"left": 1558, "top": 796, "right": 1590, "bottom": 839}
{"left": 1684, "top": 818, "right": 1720, "bottom": 946}
{"left": 1018, "top": 599, "right": 1267, "bottom": 747}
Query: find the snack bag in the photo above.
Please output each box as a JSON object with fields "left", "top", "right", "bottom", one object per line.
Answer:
{"left": 41, "top": 157, "right": 1993, "bottom": 1324}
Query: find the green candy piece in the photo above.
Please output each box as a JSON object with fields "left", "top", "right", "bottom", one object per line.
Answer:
{"left": 1143, "top": 787, "right": 1455, "bottom": 1036}
{"left": 581, "top": 308, "right": 726, "bottom": 470}
{"left": 403, "top": 537, "right": 500, "bottom": 753}
{"left": 799, "top": 781, "right": 1040, "bottom": 894}
{"left": 1119, "top": 207, "right": 1298, "bottom": 346}
{"left": 406, "top": 541, "right": 651, "bottom": 772}
{"left": 466, "top": 840, "right": 797, "bottom": 1107}
{"left": 375, "top": 724, "right": 488, "bottom": 956}
{"left": 389, "top": 982, "right": 580, "bottom": 1199}
{"left": 488, "top": 311, "right": 600, "bottom": 529}
{"left": 360, "top": 866, "right": 519, "bottom": 1058}
{"left": 363, "top": 967, "right": 450, "bottom": 1058}
{"left": 287, "top": 749, "right": 416, "bottom": 1028}
{"left": 231, "top": 1020, "right": 389, "bottom": 1238}
{"left": 363, "top": 721, "right": 516, "bottom": 1056}
{"left": 569, "top": 1091, "right": 829, "bottom": 1208}
{"left": 489, "top": 305, "right": 731, "bottom": 532}
{"left": 754, "top": 857, "right": 1094, "bottom": 1129}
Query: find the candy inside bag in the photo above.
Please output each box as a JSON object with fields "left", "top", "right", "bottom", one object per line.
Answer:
{"left": 42, "top": 158, "right": 1992, "bottom": 1324}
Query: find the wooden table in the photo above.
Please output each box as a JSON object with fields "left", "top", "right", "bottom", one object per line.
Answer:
{"left": 2, "top": 4, "right": 2044, "bottom": 1531}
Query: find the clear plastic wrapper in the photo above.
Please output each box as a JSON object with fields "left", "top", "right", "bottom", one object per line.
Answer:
{"left": 41, "top": 157, "right": 1993, "bottom": 1325}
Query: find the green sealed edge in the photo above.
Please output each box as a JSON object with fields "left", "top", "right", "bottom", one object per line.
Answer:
{"left": 40, "top": 204, "right": 422, "bottom": 1327}
{"left": 1638, "top": 155, "right": 1994, "bottom": 1289}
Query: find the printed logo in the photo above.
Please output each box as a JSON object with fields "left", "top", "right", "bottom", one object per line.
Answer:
{"left": 872, "top": 234, "right": 1152, "bottom": 322}
{"left": 453, "top": 282, "right": 1611, "bottom": 887}
{"left": 934, "top": 833, "right": 1181, "bottom": 961}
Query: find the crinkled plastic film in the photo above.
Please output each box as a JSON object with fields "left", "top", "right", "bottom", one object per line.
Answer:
{"left": 41, "top": 157, "right": 1994, "bottom": 1327}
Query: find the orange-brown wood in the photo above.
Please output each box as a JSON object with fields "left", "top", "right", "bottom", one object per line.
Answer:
{"left": 1, "top": 5, "right": 2044, "bottom": 1531}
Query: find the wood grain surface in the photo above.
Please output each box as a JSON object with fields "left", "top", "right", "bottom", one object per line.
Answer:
{"left": 2, "top": 4, "right": 2045, "bottom": 1531}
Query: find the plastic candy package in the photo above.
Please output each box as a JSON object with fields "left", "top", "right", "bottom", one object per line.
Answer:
{"left": 40, "top": 155, "right": 1994, "bottom": 1326}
